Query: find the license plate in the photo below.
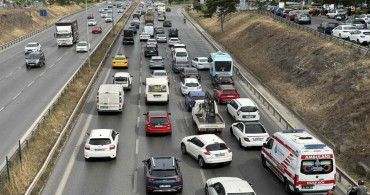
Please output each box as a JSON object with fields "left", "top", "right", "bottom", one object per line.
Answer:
{"left": 95, "top": 149, "right": 105, "bottom": 151}
{"left": 154, "top": 95, "right": 161, "bottom": 97}
{"left": 253, "top": 138, "right": 263, "bottom": 141}
{"left": 243, "top": 115, "right": 255, "bottom": 118}
{"left": 215, "top": 153, "right": 225, "bottom": 157}
{"left": 159, "top": 185, "right": 171, "bottom": 188}
{"left": 100, "top": 106, "right": 108, "bottom": 109}
{"left": 227, "top": 95, "right": 234, "bottom": 97}
{"left": 302, "top": 185, "right": 313, "bottom": 189}
{"left": 155, "top": 125, "right": 163, "bottom": 127}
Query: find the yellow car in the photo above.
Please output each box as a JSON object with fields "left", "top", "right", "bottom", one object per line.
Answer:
{"left": 112, "top": 54, "right": 128, "bottom": 68}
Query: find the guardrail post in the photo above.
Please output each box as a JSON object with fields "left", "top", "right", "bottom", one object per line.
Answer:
{"left": 338, "top": 172, "right": 342, "bottom": 183}
{"left": 6, "top": 156, "right": 10, "bottom": 183}
{"left": 19, "top": 140, "right": 22, "bottom": 168}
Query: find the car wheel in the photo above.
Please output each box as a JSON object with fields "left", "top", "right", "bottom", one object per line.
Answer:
{"left": 205, "top": 184, "right": 209, "bottom": 195}
{"left": 181, "top": 144, "right": 187, "bottom": 154}
{"left": 239, "top": 138, "right": 244, "bottom": 148}
{"left": 261, "top": 155, "right": 267, "bottom": 168}
{"left": 146, "top": 132, "right": 150, "bottom": 136}
{"left": 198, "top": 157, "right": 206, "bottom": 168}
{"left": 284, "top": 179, "right": 293, "bottom": 194}
{"left": 339, "top": 33, "right": 342, "bottom": 38}
{"left": 357, "top": 39, "right": 360, "bottom": 44}
{"left": 26, "top": 65, "right": 30, "bottom": 69}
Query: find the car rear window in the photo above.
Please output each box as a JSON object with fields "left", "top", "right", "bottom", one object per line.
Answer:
{"left": 89, "top": 138, "right": 111, "bottom": 145}
{"left": 149, "top": 85, "right": 167, "bottom": 92}
{"left": 344, "top": 26, "right": 357, "bottom": 30}
{"left": 185, "top": 69, "right": 198, "bottom": 74}
{"left": 152, "top": 58, "right": 163, "bottom": 62}
{"left": 115, "top": 77, "right": 127, "bottom": 81}
{"left": 206, "top": 143, "right": 228, "bottom": 151}
{"left": 300, "top": 159, "right": 334, "bottom": 175}
{"left": 154, "top": 72, "right": 166, "bottom": 76}
{"left": 363, "top": 32, "right": 370, "bottom": 35}
{"left": 115, "top": 57, "right": 125, "bottom": 60}
{"left": 244, "top": 124, "right": 266, "bottom": 134}
{"left": 199, "top": 59, "right": 208, "bottom": 62}
{"left": 185, "top": 82, "right": 199, "bottom": 87}
{"left": 150, "top": 117, "right": 168, "bottom": 125}
{"left": 240, "top": 106, "right": 258, "bottom": 112}
{"left": 223, "top": 90, "right": 237, "bottom": 94}
{"left": 217, "top": 75, "right": 232, "bottom": 81}
{"left": 176, "top": 52, "right": 187, "bottom": 57}
{"left": 328, "top": 23, "right": 337, "bottom": 27}
{"left": 151, "top": 169, "right": 176, "bottom": 177}
{"left": 78, "top": 42, "right": 87, "bottom": 46}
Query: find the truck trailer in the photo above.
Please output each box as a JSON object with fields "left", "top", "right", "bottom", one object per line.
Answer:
{"left": 54, "top": 20, "right": 79, "bottom": 47}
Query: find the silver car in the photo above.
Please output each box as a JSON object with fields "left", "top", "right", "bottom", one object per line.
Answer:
{"left": 149, "top": 56, "right": 165, "bottom": 69}
{"left": 295, "top": 14, "right": 311, "bottom": 24}
{"left": 156, "top": 34, "right": 167, "bottom": 43}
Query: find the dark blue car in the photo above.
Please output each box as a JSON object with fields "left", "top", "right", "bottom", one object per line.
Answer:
{"left": 128, "top": 26, "right": 137, "bottom": 35}
{"left": 185, "top": 91, "right": 205, "bottom": 111}
{"left": 143, "top": 156, "right": 183, "bottom": 193}
{"left": 275, "top": 8, "right": 284, "bottom": 16}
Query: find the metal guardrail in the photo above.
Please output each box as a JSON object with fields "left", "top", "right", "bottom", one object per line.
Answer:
{"left": 244, "top": 9, "right": 370, "bottom": 57}
{"left": 0, "top": 3, "right": 99, "bottom": 51}
{"left": 183, "top": 8, "right": 361, "bottom": 192}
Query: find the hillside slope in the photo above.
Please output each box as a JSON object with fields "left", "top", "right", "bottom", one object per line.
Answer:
{"left": 0, "top": 4, "right": 83, "bottom": 45}
{"left": 189, "top": 11, "right": 370, "bottom": 178}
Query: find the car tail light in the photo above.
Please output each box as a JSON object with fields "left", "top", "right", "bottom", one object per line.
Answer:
{"left": 183, "top": 86, "right": 188, "bottom": 89}
{"left": 294, "top": 174, "right": 299, "bottom": 186}
{"left": 84, "top": 145, "right": 90, "bottom": 150}
{"left": 167, "top": 124, "right": 171, "bottom": 127}
{"left": 204, "top": 149, "right": 211, "bottom": 155}
{"left": 237, "top": 110, "right": 241, "bottom": 116}
{"left": 230, "top": 80, "right": 234, "bottom": 84}
{"left": 227, "top": 148, "right": 232, "bottom": 153}
{"left": 119, "top": 97, "right": 122, "bottom": 104}
{"left": 96, "top": 97, "right": 99, "bottom": 103}
{"left": 217, "top": 81, "right": 222, "bottom": 83}
{"left": 189, "top": 100, "right": 194, "bottom": 103}
{"left": 109, "top": 145, "right": 116, "bottom": 150}
{"left": 175, "top": 177, "right": 181, "bottom": 181}
{"left": 244, "top": 137, "right": 250, "bottom": 142}
{"left": 197, "top": 86, "right": 202, "bottom": 89}
{"left": 360, "top": 35, "right": 365, "bottom": 38}
{"left": 199, "top": 128, "right": 205, "bottom": 131}
{"left": 217, "top": 128, "right": 223, "bottom": 131}
{"left": 334, "top": 173, "right": 336, "bottom": 184}
{"left": 266, "top": 137, "right": 271, "bottom": 142}
{"left": 148, "top": 178, "right": 155, "bottom": 181}
{"left": 145, "top": 93, "right": 147, "bottom": 98}
{"left": 257, "top": 110, "right": 260, "bottom": 115}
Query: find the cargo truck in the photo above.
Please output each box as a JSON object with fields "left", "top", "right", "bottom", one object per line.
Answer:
{"left": 122, "top": 29, "right": 134, "bottom": 44}
{"left": 54, "top": 20, "right": 79, "bottom": 47}
{"left": 144, "top": 12, "right": 155, "bottom": 24}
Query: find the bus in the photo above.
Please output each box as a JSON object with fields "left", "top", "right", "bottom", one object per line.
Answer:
{"left": 208, "top": 51, "right": 233, "bottom": 77}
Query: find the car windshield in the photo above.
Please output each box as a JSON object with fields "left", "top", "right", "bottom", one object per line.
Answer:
{"left": 27, "top": 53, "right": 40, "bottom": 59}
{"left": 148, "top": 40, "right": 156, "bottom": 43}
{"left": 328, "top": 23, "right": 338, "bottom": 27}
{"left": 27, "top": 43, "right": 38, "bottom": 47}
{"left": 89, "top": 138, "right": 111, "bottom": 145}
{"left": 244, "top": 124, "right": 266, "bottom": 133}
{"left": 78, "top": 42, "right": 87, "bottom": 46}
{"left": 185, "top": 82, "right": 199, "bottom": 87}
{"left": 223, "top": 90, "right": 237, "bottom": 94}
{"left": 157, "top": 34, "right": 165, "bottom": 37}
{"left": 199, "top": 59, "right": 207, "bottom": 62}
{"left": 154, "top": 72, "right": 166, "bottom": 76}
{"left": 148, "top": 85, "right": 167, "bottom": 92}
{"left": 191, "top": 96, "right": 204, "bottom": 100}
{"left": 363, "top": 32, "right": 370, "bottom": 35}
{"left": 115, "top": 77, "right": 127, "bottom": 81}
{"left": 115, "top": 57, "right": 125, "bottom": 60}
{"left": 151, "top": 169, "right": 176, "bottom": 177}
{"left": 147, "top": 47, "right": 156, "bottom": 51}
{"left": 206, "top": 143, "right": 228, "bottom": 151}
{"left": 150, "top": 117, "right": 168, "bottom": 125}
{"left": 152, "top": 58, "right": 163, "bottom": 62}
{"left": 240, "top": 106, "right": 258, "bottom": 112}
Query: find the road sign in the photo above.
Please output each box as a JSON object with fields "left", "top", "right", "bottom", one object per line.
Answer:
{"left": 40, "top": 9, "right": 47, "bottom": 17}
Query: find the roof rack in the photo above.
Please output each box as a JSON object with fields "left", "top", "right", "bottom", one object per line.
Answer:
{"left": 282, "top": 129, "right": 305, "bottom": 133}
{"left": 304, "top": 144, "right": 326, "bottom": 149}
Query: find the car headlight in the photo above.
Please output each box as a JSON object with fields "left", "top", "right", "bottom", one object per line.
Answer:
{"left": 35, "top": 60, "right": 39, "bottom": 63}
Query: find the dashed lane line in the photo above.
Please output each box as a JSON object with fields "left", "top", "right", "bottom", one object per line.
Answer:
{"left": 27, "top": 80, "right": 35, "bottom": 87}
{"left": 12, "top": 91, "right": 22, "bottom": 100}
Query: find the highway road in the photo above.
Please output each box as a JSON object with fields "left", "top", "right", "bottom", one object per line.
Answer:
{"left": 42, "top": 6, "right": 346, "bottom": 195}
{"left": 0, "top": 2, "right": 127, "bottom": 162}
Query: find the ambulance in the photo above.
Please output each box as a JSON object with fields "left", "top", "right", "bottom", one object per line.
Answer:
{"left": 261, "top": 129, "right": 336, "bottom": 194}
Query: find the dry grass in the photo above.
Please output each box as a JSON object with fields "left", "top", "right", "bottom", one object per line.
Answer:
{"left": 189, "top": 10, "right": 370, "bottom": 182}
{"left": 0, "top": 3, "right": 137, "bottom": 195}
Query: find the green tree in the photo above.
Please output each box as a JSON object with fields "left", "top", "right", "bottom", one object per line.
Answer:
{"left": 205, "top": 0, "right": 238, "bottom": 32}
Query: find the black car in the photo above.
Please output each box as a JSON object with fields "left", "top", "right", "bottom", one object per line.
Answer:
{"left": 166, "top": 7, "right": 171, "bottom": 12}
{"left": 128, "top": 26, "right": 137, "bottom": 34}
{"left": 180, "top": 67, "right": 201, "bottom": 81}
{"left": 317, "top": 22, "right": 339, "bottom": 34}
{"left": 168, "top": 28, "right": 178, "bottom": 37}
{"left": 130, "top": 21, "right": 140, "bottom": 29}
{"left": 143, "top": 156, "right": 183, "bottom": 193}
{"left": 25, "top": 51, "right": 45, "bottom": 69}
{"left": 163, "top": 20, "right": 172, "bottom": 27}
{"left": 144, "top": 45, "right": 158, "bottom": 57}
{"left": 211, "top": 73, "right": 234, "bottom": 86}
{"left": 154, "top": 27, "right": 165, "bottom": 34}
{"left": 172, "top": 59, "right": 189, "bottom": 73}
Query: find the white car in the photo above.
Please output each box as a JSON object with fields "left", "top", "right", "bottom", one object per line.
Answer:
{"left": 99, "top": 8, "right": 104, "bottom": 13}
{"left": 171, "top": 44, "right": 186, "bottom": 53}
{"left": 227, "top": 98, "right": 260, "bottom": 122}
{"left": 146, "top": 38, "right": 157, "bottom": 46}
{"left": 191, "top": 57, "right": 211, "bottom": 69}
{"left": 132, "top": 18, "right": 140, "bottom": 23}
{"left": 118, "top": 8, "right": 124, "bottom": 13}
{"left": 180, "top": 134, "right": 232, "bottom": 168}
{"left": 332, "top": 25, "right": 358, "bottom": 39}
{"left": 24, "top": 42, "right": 41, "bottom": 54}
{"left": 168, "top": 37, "right": 180, "bottom": 46}
{"left": 180, "top": 78, "right": 202, "bottom": 95}
{"left": 230, "top": 121, "right": 270, "bottom": 148}
{"left": 152, "top": 70, "right": 169, "bottom": 84}
{"left": 107, "top": 9, "right": 112, "bottom": 13}
{"left": 112, "top": 72, "right": 132, "bottom": 90}
{"left": 76, "top": 41, "right": 90, "bottom": 52}
{"left": 205, "top": 177, "right": 256, "bottom": 195}
{"left": 156, "top": 34, "right": 167, "bottom": 43}
{"left": 357, "top": 14, "right": 370, "bottom": 23}
{"left": 101, "top": 13, "right": 108, "bottom": 18}
{"left": 105, "top": 17, "right": 113, "bottom": 22}
{"left": 88, "top": 19, "right": 97, "bottom": 26}
{"left": 349, "top": 30, "right": 370, "bottom": 44}
{"left": 84, "top": 129, "right": 120, "bottom": 160}
{"left": 140, "top": 32, "right": 151, "bottom": 41}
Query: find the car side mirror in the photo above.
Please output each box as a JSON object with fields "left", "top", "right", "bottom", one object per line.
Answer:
{"left": 143, "top": 113, "right": 147, "bottom": 115}
{"left": 176, "top": 159, "right": 181, "bottom": 162}
{"left": 263, "top": 143, "right": 267, "bottom": 148}
{"left": 249, "top": 182, "right": 253, "bottom": 186}
{"left": 142, "top": 81, "right": 146, "bottom": 85}
{"left": 187, "top": 139, "right": 191, "bottom": 142}
{"left": 142, "top": 159, "right": 147, "bottom": 163}
{"left": 86, "top": 133, "right": 90, "bottom": 136}
{"left": 209, "top": 184, "right": 214, "bottom": 188}
{"left": 116, "top": 132, "right": 120, "bottom": 135}
{"left": 168, "top": 113, "right": 171, "bottom": 115}
{"left": 54, "top": 33, "right": 56, "bottom": 38}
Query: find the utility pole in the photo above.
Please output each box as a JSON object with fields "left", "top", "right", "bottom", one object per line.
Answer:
{"left": 112, "top": 0, "right": 115, "bottom": 35}
{"left": 85, "top": 0, "right": 90, "bottom": 71}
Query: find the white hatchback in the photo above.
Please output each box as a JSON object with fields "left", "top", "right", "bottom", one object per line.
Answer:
{"left": 230, "top": 121, "right": 270, "bottom": 148}
{"left": 180, "top": 78, "right": 202, "bottom": 95}
{"left": 332, "top": 25, "right": 358, "bottom": 39}
{"left": 88, "top": 19, "right": 97, "bottom": 26}
{"left": 180, "top": 134, "right": 232, "bottom": 168}
{"left": 191, "top": 57, "right": 211, "bottom": 69}
{"left": 24, "top": 42, "right": 41, "bottom": 54}
{"left": 84, "top": 129, "right": 120, "bottom": 160}
{"left": 205, "top": 177, "right": 256, "bottom": 195}
{"left": 349, "top": 30, "right": 370, "bottom": 44}
{"left": 227, "top": 98, "right": 260, "bottom": 122}
{"left": 76, "top": 41, "right": 90, "bottom": 52}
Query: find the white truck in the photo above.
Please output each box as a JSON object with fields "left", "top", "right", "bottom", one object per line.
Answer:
{"left": 96, "top": 84, "right": 124, "bottom": 113}
{"left": 144, "top": 78, "right": 169, "bottom": 104}
{"left": 192, "top": 92, "right": 225, "bottom": 133}
{"left": 54, "top": 20, "right": 79, "bottom": 46}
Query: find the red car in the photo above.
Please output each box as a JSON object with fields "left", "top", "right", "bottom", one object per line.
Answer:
{"left": 213, "top": 84, "right": 240, "bottom": 104}
{"left": 92, "top": 26, "right": 102, "bottom": 34}
{"left": 286, "top": 11, "right": 298, "bottom": 21}
{"left": 144, "top": 111, "right": 172, "bottom": 136}
{"left": 88, "top": 14, "right": 94, "bottom": 19}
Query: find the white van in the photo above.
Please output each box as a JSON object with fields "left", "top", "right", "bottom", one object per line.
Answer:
{"left": 261, "top": 129, "right": 336, "bottom": 194}
{"left": 144, "top": 26, "right": 154, "bottom": 37}
{"left": 96, "top": 84, "right": 124, "bottom": 113}
{"left": 144, "top": 78, "right": 169, "bottom": 104}
{"left": 112, "top": 72, "right": 133, "bottom": 90}
{"left": 172, "top": 48, "right": 188, "bottom": 61}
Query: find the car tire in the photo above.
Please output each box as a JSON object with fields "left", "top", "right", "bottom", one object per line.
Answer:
{"left": 261, "top": 155, "right": 267, "bottom": 168}
{"left": 26, "top": 65, "right": 30, "bottom": 69}
{"left": 146, "top": 189, "right": 153, "bottom": 194}
{"left": 230, "top": 127, "right": 234, "bottom": 135}
{"left": 284, "top": 179, "right": 294, "bottom": 194}
{"left": 146, "top": 132, "right": 150, "bottom": 136}
{"left": 239, "top": 138, "right": 244, "bottom": 148}
{"left": 224, "top": 161, "right": 231, "bottom": 165}
{"left": 181, "top": 144, "right": 187, "bottom": 155}
{"left": 339, "top": 33, "right": 342, "bottom": 38}
{"left": 205, "top": 185, "right": 209, "bottom": 195}
{"left": 198, "top": 156, "right": 206, "bottom": 168}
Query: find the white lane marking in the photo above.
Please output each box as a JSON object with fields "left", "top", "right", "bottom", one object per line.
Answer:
{"left": 184, "top": 116, "right": 189, "bottom": 128}
{"left": 133, "top": 170, "right": 138, "bottom": 194}
{"left": 138, "top": 99, "right": 141, "bottom": 109}
{"left": 136, "top": 116, "right": 140, "bottom": 128}
{"left": 50, "top": 63, "right": 55, "bottom": 68}
{"left": 27, "top": 80, "right": 34, "bottom": 87}
{"left": 140, "top": 68, "right": 142, "bottom": 72}
{"left": 55, "top": 105, "right": 95, "bottom": 195}
{"left": 200, "top": 169, "right": 206, "bottom": 185}
{"left": 135, "top": 139, "right": 139, "bottom": 154}
{"left": 5, "top": 71, "right": 13, "bottom": 78}
{"left": 12, "top": 91, "right": 21, "bottom": 100}
{"left": 139, "top": 76, "right": 141, "bottom": 83}
{"left": 138, "top": 86, "right": 141, "bottom": 95}
{"left": 39, "top": 71, "right": 45, "bottom": 77}
{"left": 0, "top": 107, "right": 4, "bottom": 112}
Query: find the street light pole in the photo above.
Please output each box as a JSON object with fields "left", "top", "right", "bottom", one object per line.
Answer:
{"left": 85, "top": 0, "right": 91, "bottom": 72}
{"left": 112, "top": 0, "right": 115, "bottom": 35}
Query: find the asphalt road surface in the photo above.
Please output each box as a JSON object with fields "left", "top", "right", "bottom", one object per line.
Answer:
{"left": 42, "top": 6, "right": 346, "bottom": 195}
{"left": 0, "top": 2, "right": 127, "bottom": 162}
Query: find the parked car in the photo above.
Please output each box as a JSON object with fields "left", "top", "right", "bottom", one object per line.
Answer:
{"left": 282, "top": 9, "right": 293, "bottom": 18}
{"left": 172, "top": 59, "right": 189, "bottom": 73}
{"left": 25, "top": 51, "right": 45, "bottom": 68}
{"left": 142, "top": 157, "right": 183, "bottom": 193}
{"left": 191, "top": 57, "right": 211, "bottom": 69}
{"left": 92, "top": 26, "right": 102, "bottom": 34}
{"left": 227, "top": 98, "right": 259, "bottom": 122}
{"left": 357, "top": 14, "right": 370, "bottom": 23}
{"left": 180, "top": 78, "right": 202, "bottom": 95}
{"left": 349, "top": 30, "right": 370, "bottom": 45}
{"left": 168, "top": 38, "right": 180, "bottom": 47}
{"left": 295, "top": 13, "right": 311, "bottom": 24}
{"left": 185, "top": 91, "right": 205, "bottom": 111}
{"left": 84, "top": 129, "right": 119, "bottom": 160}
{"left": 274, "top": 8, "right": 284, "bottom": 16}
{"left": 343, "top": 19, "right": 367, "bottom": 29}
{"left": 230, "top": 122, "right": 269, "bottom": 148}
{"left": 286, "top": 11, "right": 298, "bottom": 21}
{"left": 144, "top": 45, "right": 159, "bottom": 57}
{"left": 163, "top": 20, "right": 172, "bottom": 27}
{"left": 152, "top": 70, "right": 169, "bottom": 84}
{"left": 156, "top": 34, "right": 167, "bottom": 43}
{"left": 332, "top": 25, "right": 358, "bottom": 39}
{"left": 213, "top": 84, "right": 240, "bottom": 104}
{"left": 76, "top": 41, "right": 90, "bottom": 52}
{"left": 24, "top": 42, "right": 41, "bottom": 54}
{"left": 149, "top": 56, "right": 165, "bottom": 69}
{"left": 144, "top": 111, "right": 172, "bottom": 135}
{"left": 88, "top": 19, "right": 97, "bottom": 26}
{"left": 180, "top": 67, "right": 201, "bottom": 81}
{"left": 205, "top": 177, "right": 256, "bottom": 195}
{"left": 317, "top": 22, "right": 339, "bottom": 34}
{"left": 180, "top": 134, "right": 232, "bottom": 168}
{"left": 211, "top": 73, "right": 234, "bottom": 86}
